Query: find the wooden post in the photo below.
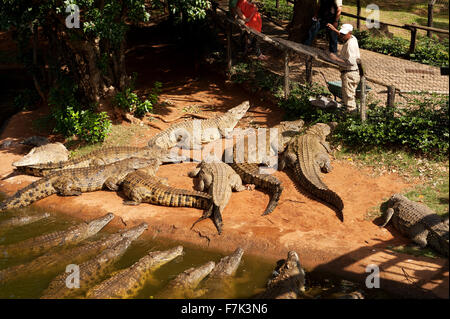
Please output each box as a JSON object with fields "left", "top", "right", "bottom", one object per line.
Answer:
{"left": 356, "top": 0, "right": 361, "bottom": 30}
{"left": 427, "top": 1, "right": 434, "bottom": 37}
{"left": 227, "top": 25, "right": 232, "bottom": 80}
{"left": 409, "top": 27, "right": 417, "bottom": 55}
{"left": 305, "top": 56, "right": 313, "bottom": 84}
{"left": 387, "top": 85, "right": 396, "bottom": 107}
{"left": 284, "top": 50, "right": 290, "bottom": 99}
{"left": 359, "top": 76, "right": 367, "bottom": 122}
{"left": 276, "top": 0, "right": 279, "bottom": 9}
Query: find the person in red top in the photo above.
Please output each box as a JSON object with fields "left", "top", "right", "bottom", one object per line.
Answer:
{"left": 236, "top": 0, "right": 267, "bottom": 60}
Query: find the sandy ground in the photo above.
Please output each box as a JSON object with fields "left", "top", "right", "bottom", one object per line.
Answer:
{"left": 0, "top": 28, "right": 448, "bottom": 299}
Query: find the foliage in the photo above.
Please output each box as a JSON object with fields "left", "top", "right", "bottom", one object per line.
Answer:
{"left": 256, "top": 0, "right": 294, "bottom": 21}
{"left": 279, "top": 84, "right": 449, "bottom": 157}
{"left": 353, "top": 30, "right": 449, "bottom": 67}
{"left": 14, "top": 89, "right": 40, "bottom": 111}
{"left": 114, "top": 81, "right": 162, "bottom": 118}
{"left": 231, "top": 60, "right": 283, "bottom": 93}
{"left": 169, "top": 0, "right": 211, "bottom": 22}
{"left": 48, "top": 77, "right": 111, "bottom": 144}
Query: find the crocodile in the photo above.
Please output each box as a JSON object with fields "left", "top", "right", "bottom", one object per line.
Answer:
{"left": 0, "top": 212, "right": 50, "bottom": 229}
{"left": 0, "top": 222, "right": 148, "bottom": 284}
{"left": 188, "top": 158, "right": 247, "bottom": 234}
{"left": 381, "top": 194, "right": 449, "bottom": 256}
{"left": 259, "top": 251, "right": 306, "bottom": 299}
{"left": 279, "top": 123, "right": 344, "bottom": 221}
{"left": 1, "top": 157, "right": 160, "bottom": 211}
{"left": 0, "top": 213, "right": 114, "bottom": 258}
{"left": 155, "top": 261, "right": 216, "bottom": 299}
{"left": 16, "top": 145, "right": 171, "bottom": 177}
{"left": 147, "top": 100, "right": 250, "bottom": 150}
{"left": 13, "top": 142, "right": 69, "bottom": 168}
{"left": 86, "top": 246, "right": 184, "bottom": 299}
{"left": 41, "top": 238, "right": 134, "bottom": 299}
{"left": 198, "top": 247, "right": 244, "bottom": 298}
{"left": 226, "top": 119, "right": 305, "bottom": 216}
{"left": 121, "top": 169, "right": 212, "bottom": 210}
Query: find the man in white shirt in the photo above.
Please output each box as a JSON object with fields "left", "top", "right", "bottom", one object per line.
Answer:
{"left": 304, "top": 0, "right": 343, "bottom": 54}
{"left": 327, "top": 23, "right": 361, "bottom": 112}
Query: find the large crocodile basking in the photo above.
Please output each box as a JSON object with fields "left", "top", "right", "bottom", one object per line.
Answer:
{"left": 381, "top": 194, "right": 449, "bottom": 256}
{"left": 86, "top": 245, "right": 184, "bottom": 299}
{"left": 227, "top": 119, "right": 305, "bottom": 216}
{"left": 0, "top": 223, "right": 148, "bottom": 284}
{"left": 0, "top": 213, "right": 114, "bottom": 258}
{"left": 188, "top": 159, "right": 247, "bottom": 234}
{"left": 147, "top": 101, "right": 250, "bottom": 150}
{"left": 1, "top": 157, "right": 160, "bottom": 211}
{"left": 41, "top": 238, "right": 134, "bottom": 299}
{"left": 121, "top": 169, "right": 212, "bottom": 210}
{"left": 259, "top": 251, "right": 306, "bottom": 299}
{"left": 155, "top": 261, "right": 216, "bottom": 299}
{"left": 198, "top": 247, "right": 244, "bottom": 298}
{"left": 279, "top": 123, "right": 344, "bottom": 221}
{"left": 16, "top": 145, "right": 172, "bottom": 177}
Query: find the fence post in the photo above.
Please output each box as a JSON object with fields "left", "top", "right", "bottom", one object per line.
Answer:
{"left": 284, "top": 50, "right": 290, "bottom": 99}
{"left": 360, "top": 76, "right": 367, "bottom": 122}
{"left": 305, "top": 56, "right": 313, "bottom": 84}
{"left": 356, "top": 0, "right": 361, "bottom": 29}
{"left": 408, "top": 27, "right": 417, "bottom": 55}
{"left": 227, "top": 25, "right": 232, "bottom": 80}
{"left": 427, "top": 1, "right": 435, "bottom": 37}
{"left": 387, "top": 85, "right": 396, "bottom": 107}
{"left": 276, "top": 0, "right": 280, "bottom": 9}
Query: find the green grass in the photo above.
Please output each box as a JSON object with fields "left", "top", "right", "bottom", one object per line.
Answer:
{"left": 386, "top": 244, "right": 441, "bottom": 259}
{"left": 335, "top": 147, "right": 449, "bottom": 219}
{"left": 66, "top": 122, "right": 147, "bottom": 158}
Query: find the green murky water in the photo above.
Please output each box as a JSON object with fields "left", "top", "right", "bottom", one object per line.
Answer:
{"left": 0, "top": 193, "right": 388, "bottom": 299}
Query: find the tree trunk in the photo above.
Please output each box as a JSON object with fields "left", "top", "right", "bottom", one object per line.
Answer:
{"left": 288, "top": 0, "right": 318, "bottom": 43}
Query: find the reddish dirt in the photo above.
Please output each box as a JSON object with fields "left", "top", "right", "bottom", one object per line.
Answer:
{"left": 0, "top": 28, "right": 448, "bottom": 299}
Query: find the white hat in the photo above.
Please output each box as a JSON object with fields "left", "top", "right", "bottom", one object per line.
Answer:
{"left": 339, "top": 24, "right": 353, "bottom": 35}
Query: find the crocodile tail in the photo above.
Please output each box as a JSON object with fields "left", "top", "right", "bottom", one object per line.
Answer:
{"left": 230, "top": 163, "right": 283, "bottom": 216}
{"left": 0, "top": 177, "right": 57, "bottom": 211}
{"left": 294, "top": 162, "right": 344, "bottom": 222}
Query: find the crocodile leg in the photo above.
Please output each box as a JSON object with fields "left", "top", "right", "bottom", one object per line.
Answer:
{"left": 104, "top": 177, "right": 121, "bottom": 191}
{"left": 409, "top": 225, "right": 429, "bottom": 248}
{"left": 380, "top": 208, "right": 395, "bottom": 228}
{"left": 316, "top": 153, "right": 333, "bottom": 173}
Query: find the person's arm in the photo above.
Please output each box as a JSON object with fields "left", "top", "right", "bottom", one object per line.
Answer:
{"left": 236, "top": 6, "right": 246, "bottom": 21}
{"left": 245, "top": 7, "right": 257, "bottom": 22}
{"left": 326, "top": 23, "right": 340, "bottom": 35}
{"left": 334, "top": 5, "right": 342, "bottom": 27}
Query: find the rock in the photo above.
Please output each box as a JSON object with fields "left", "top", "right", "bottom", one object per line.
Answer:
{"left": 13, "top": 142, "right": 69, "bottom": 167}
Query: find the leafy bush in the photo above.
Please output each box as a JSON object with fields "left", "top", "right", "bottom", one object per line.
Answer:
{"left": 48, "top": 78, "right": 111, "bottom": 144}
{"left": 232, "top": 60, "right": 283, "bottom": 93}
{"left": 353, "top": 30, "right": 449, "bottom": 67}
{"left": 114, "top": 81, "right": 162, "bottom": 118}
{"left": 279, "top": 84, "right": 449, "bottom": 157}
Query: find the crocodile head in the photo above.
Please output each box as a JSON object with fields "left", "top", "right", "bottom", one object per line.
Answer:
{"left": 209, "top": 247, "right": 244, "bottom": 278}
{"left": 148, "top": 245, "right": 184, "bottom": 268}
{"left": 182, "top": 261, "right": 216, "bottom": 289}
{"left": 227, "top": 100, "right": 250, "bottom": 120}
{"left": 121, "top": 222, "right": 149, "bottom": 241}
{"left": 126, "top": 157, "right": 161, "bottom": 170}
{"left": 306, "top": 123, "right": 331, "bottom": 138}
{"left": 86, "top": 213, "right": 115, "bottom": 236}
{"left": 278, "top": 119, "right": 305, "bottom": 151}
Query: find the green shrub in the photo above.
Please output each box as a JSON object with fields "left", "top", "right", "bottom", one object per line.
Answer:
{"left": 353, "top": 30, "right": 449, "bottom": 67}
{"left": 279, "top": 84, "right": 449, "bottom": 157}
{"left": 114, "top": 81, "right": 161, "bottom": 118}
{"left": 48, "top": 77, "right": 111, "bottom": 144}
{"left": 77, "top": 110, "right": 111, "bottom": 144}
